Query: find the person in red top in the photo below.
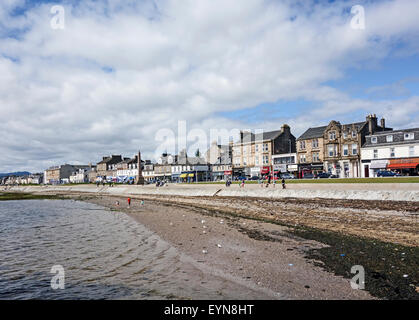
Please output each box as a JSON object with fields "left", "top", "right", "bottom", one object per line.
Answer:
{"left": 127, "top": 197, "right": 131, "bottom": 207}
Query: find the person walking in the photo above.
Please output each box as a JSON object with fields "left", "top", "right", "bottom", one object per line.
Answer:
{"left": 241, "top": 179, "right": 245, "bottom": 188}
{"left": 282, "top": 177, "right": 286, "bottom": 189}
{"left": 127, "top": 197, "right": 131, "bottom": 208}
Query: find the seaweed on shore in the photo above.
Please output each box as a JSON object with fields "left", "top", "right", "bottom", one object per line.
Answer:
{"left": 290, "top": 226, "right": 419, "bottom": 300}
{"left": 143, "top": 198, "right": 419, "bottom": 300}
{"left": 0, "top": 192, "right": 64, "bottom": 201}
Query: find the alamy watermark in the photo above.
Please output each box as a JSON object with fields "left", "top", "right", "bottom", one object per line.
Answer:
{"left": 50, "top": 5, "right": 65, "bottom": 30}
{"left": 350, "top": 5, "right": 365, "bottom": 30}
{"left": 350, "top": 265, "right": 365, "bottom": 290}
{"left": 50, "top": 265, "right": 65, "bottom": 290}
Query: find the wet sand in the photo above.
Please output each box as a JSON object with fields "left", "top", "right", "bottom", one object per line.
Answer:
{"left": 83, "top": 195, "right": 375, "bottom": 300}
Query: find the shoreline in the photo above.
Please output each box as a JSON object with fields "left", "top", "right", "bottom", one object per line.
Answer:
{"left": 73, "top": 194, "right": 419, "bottom": 299}
{"left": 2, "top": 189, "right": 418, "bottom": 299}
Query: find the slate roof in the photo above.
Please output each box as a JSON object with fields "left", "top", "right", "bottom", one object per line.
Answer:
{"left": 363, "top": 128, "right": 419, "bottom": 147}
{"left": 236, "top": 129, "right": 285, "bottom": 144}
{"left": 297, "top": 126, "right": 328, "bottom": 140}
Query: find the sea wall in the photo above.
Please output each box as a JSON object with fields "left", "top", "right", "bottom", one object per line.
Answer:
{"left": 4, "top": 183, "right": 419, "bottom": 202}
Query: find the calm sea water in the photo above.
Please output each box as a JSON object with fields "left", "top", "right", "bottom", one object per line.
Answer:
{"left": 0, "top": 200, "right": 259, "bottom": 300}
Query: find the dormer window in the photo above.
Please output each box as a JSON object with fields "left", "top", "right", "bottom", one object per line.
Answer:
{"left": 404, "top": 133, "right": 414, "bottom": 140}
{"left": 343, "top": 132, "right": 348, "bottom": 139}
{"left": 371, "top": 137, "right": 377, "bottom": 144}
{"left": 386, "top": 135, "right": 393, "bottom": 142}
{"left": 329, "top": 131, "right": 336, "bottom": 140}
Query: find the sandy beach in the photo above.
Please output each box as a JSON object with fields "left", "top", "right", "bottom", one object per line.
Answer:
{"left": 3, "top": 186, "right": 418, "bottom": 299}
{"left": 84, "top": 195, "right": 374, "bottom": 299}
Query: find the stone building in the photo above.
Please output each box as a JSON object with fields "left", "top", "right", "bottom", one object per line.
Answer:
{"left": 296, "top": 126, "right": 327, "bottom": 177}
{"left": 45, "top": 164, "right": 90, "bottom": 184}
{"left": 96, "top": 155, "right": 123, "bottom": 180}
{"left": 323, "top": 115, "right": 390, "bottom": 178}
{"left": 297, "top": 114, "right": 391, "bottom": 178}
{"left": 205, "top": 141, "right": 232, "bottom": 181}
{"left": 232, "top": 124, "right": 296, "bottom": 178}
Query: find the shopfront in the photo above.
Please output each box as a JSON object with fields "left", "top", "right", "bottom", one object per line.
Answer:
{"left": 368, "top": 160, "right": 388, "bottom": 177}
{"left": 387, "top": 158, "right": 419, "bottom": 176}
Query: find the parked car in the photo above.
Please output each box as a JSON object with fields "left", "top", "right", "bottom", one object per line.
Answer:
{"left": 329, "top": 174, "right": 339, "bottom": 178}
{"left": 249, "top": 176, "right": 260, "bottom": 180}
{"left": 280, "top": 173, "right": 296, "bottom": 179}
{"left": 377, "top": 170, "right": 401, "bottom": 177}
{"left": 302, "top": 173, "right": 315, "bottom": 179}
{"left": 316, "top": 172, "right": 331, "bottom": 179}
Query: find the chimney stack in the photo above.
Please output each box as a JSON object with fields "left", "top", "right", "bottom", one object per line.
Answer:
{"left": 281, "top": 124, "right": 290, "bottom": 134}
{"left": 366, "top": 114, "right": 378, "bottom": 134}
{"left": 380, "top": 118, "right": 385, "bottom": 129}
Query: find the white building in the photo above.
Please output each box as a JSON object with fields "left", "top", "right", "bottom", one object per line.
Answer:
{"left": 272, "top": 152, "right": 298, "bottom": 175}
{"left": 69, "top": 168, "right": 92, "bottom": 183}
{"left": 361, "top": 128, "right": 419, "bottom": 177}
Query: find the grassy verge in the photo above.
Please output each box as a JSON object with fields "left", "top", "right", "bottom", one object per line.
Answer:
{"left": 197, "top": 177, "right": 419, "bottom": 184}
{"left": 0, "top": 192, "right": 64, "bottom": 201}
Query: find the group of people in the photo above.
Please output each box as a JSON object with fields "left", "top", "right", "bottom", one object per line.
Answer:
{"left": 115, "top": 197, "right": 145, "bottom": 208}
{"left": 155, "top": 179, "right": 167, "bottom": 187}
{"left": 235, "top": 176, "right": 286, "bottom": 189}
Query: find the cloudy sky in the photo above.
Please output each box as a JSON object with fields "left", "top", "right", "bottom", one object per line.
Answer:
{"left": 1, "top": 0, "right": 418, "bottom": 172}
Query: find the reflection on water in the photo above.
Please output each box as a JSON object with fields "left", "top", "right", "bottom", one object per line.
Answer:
{"left": 0, "top": 200, "right": 261, "bottom": 300}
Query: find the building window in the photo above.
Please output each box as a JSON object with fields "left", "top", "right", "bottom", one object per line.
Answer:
{"left": 328, "top": 145, "right": 335, "bottom": 157}
{"left": 243, "top": 158, "right": 247, "bottom": 166}
{"left": 390, "top": 147, "right": 395, "bottom": 158}
{"left": 404, "top": 133, "right": 414, "bottom": 140}
{"left": 255, "top": 144, "right": 259, "bottom": 152}
{"left": 263, "top": 155, "right": 269, "bottom": 164}
{"left": 299, "top": 154, "right": 306, "bottom": 163}
{"left": 373, "top": 149, "right": 378, "bottom": 159}
{"left": 263, "top": 143, "right": 269, "bottom": 152}
{"left": 312, "top": 139, "right": 319, "bottom": 148}
{"left": 312, "top": 152, "right": 319, "bottom": 162}
{"left": 343, "top": 132, "right": 348, "bottom": 139}
{"left": 371, "top": 137, "right": 377, "bottom": 144}
{"left": 352, "top": 144, "right": 358, "bottom": 155}
{"left": 243, "top": 147, "right": 247, "bottom": 155}
{"left": 329, "top": 131, "right": 336, "bottom": 140}
{"left": 409, "top": 146, "right": 415, "bottom": 157}
{"left": 352, "top": 131, "right": 357, "bottom": 138}
{"left": 255, "top": 157, "right": 259, "bottom": 165}
{"left": 343, "top": 144, "right": 349, "bottom": 156}
{"left": 386, "top": 135, "right": 393, "bottom": 142}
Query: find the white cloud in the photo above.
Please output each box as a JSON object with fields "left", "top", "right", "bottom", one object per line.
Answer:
{"left": 0, "top": 0, "right": 418, "bottom": 172}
